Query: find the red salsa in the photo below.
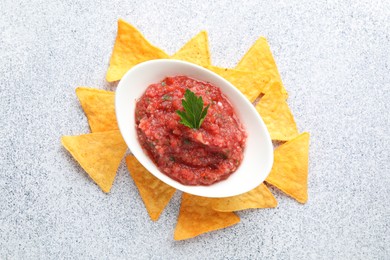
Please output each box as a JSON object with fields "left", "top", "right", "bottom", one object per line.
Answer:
{"left": 135, "top": 76, "right": 247, "bottom": 185}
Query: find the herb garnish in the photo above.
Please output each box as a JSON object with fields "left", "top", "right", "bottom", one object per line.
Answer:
{"left": 176, "top": 89, "right": 210, "bottom": 129}
{"left": 162, "top": 94, "right": 172, "bottom": 101}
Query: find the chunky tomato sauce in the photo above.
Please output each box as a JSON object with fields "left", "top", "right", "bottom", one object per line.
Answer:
{"left": 135, "top": 76, "right": 247, "bottom": 185}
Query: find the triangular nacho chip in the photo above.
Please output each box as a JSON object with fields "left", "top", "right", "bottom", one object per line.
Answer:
{"left": 265, "top": 132, "right": 310, "bottom": 203}
{"left": 236, "top": 37, "right": 288, "bottom": 97}
{"left": 211, "top": 183, "right": 277, "bottom": 212}
{"left": 207, "top": 65, "right": 269, "bottom": 102}
{"left": 106, "top": 19, "right": 169, "bottom": 82}
{"left": 255, "top": 82, "right": 299, "bottom": 141}
{"left": 171, "top": 31, "right": 211, "bottom": 66}
{"left": 61, "top": 130, "right": 127, "bottom": 193}
{"left": 125, "top": 155, "right": 176, "bottom": 221}
{"left": 76, "top": 87, "right": 117, "bottom": 132}
{"left": 174, "top": 193, "right": 240, "bottom": 240}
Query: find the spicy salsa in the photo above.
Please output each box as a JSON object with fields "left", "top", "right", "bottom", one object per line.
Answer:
{"left": 135, "top": 76, "right": 247, "bottom": 185}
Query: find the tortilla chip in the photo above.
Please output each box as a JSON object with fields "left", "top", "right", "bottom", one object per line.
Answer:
{"left": 174, "top": 193, "right": 240, "bottom": 240}
{"left": 211, "top": 183, "right": 277, "bottom": 212}
{"left": 236, "top": 37, "right": 288, "bottom": 97}
{"left": 125, "top": 155, "right": 176, "bottom": 221}
{"left": 207, "top": 65, "right": 269, "bottom": 102}
{"left": 171, "top": 31, "right": 211, "bottom": 66}
{"left": 76, "top": 87, "right": 117, "bottom": 132}
{"left": 106, "top": 19, "right": 169, "bottom": 82}
{"left": 255, "top": 82, "right": 299, "bottom": 141}
{"left": 61, "top": 130, "right": 127, "bottom": 193}
{"left": 265, "top": 132, "right": 310, "bottom": 203}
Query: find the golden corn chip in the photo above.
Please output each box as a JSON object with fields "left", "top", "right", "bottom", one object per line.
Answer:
{"left": 236, "top": 37, "right": 288, "bottom": 97}
{"left": 125, "top": 155, "right": 176, "bottom": 221}
{"left": 106, "top": 19, "right": 169, "bottom": 82}
{"left": 61, "top": 130, "right": 128, "bottom": 193}
{"left": 207, "top": 65, "right": 269, "bottom": 102}
{"left": 256, "top": 82, "right": 299, "bottom": 141}
{"left": 265, "top": 132, "right": 310, "bottom": 203}
{"left": 76, "top": 87, "right": 117, "bottom": 132}
{"left": 174, "top": 193, "right": 240, "bottom": 240}
{"left": 171, "top": 31, "right": 211, "bottom": 66}
{"left": 211, "top": 183, "right": 277, "bottom": 212}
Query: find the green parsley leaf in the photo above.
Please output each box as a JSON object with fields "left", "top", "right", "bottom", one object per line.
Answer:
{"left": 176, "top": 89, "right": 210, "bottom": 129}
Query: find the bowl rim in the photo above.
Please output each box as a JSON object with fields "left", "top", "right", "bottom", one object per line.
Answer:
{"left": 115, "top": 59, "right": 274, "bottom": 198}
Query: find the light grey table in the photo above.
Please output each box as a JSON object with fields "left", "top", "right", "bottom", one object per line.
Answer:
{"left": 1, "top": 1, "right": 389, "bottom": 259}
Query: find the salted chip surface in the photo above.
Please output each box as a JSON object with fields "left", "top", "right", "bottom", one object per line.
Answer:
{"left": 174, "top": 193, "right": 240, "bottom": 240}
{"left": 255, "top": 82, "right": 299, "bottom": 141}
{"left": 76, "top": 87, "right": 117, "bottom": 132}
{"left": 207, "top": 65, "right": 269, "bottom": 102}
{"left": 125, "top": 155, "right": 176, "bottom": 221}
{"left": 266, "top": 132, "right": 310, "bottom": 203}
{"left": 236, "top": 37, "right": 287, "bottom": 97}
{"left": 61, "top": 130, "right": 127, "bottom": 193}
{"left": 171, "top": 31, "right": 211, "bottom": 66}
{"left": 106, "top": 19, "right": 169, "bottom": 82}
{"left": 211, "top": 183, "right": 277, "bottom": 212}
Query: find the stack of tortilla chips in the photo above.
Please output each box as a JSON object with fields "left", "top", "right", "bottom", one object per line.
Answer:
{"left": 62, "top": 19, "right": 310, "bottom": 240}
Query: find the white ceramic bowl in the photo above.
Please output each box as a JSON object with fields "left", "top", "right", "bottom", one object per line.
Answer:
{"left": 116, "top": 59, "right": 273, "bottom": 198}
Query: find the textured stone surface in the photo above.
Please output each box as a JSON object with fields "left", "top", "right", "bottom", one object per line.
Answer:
{"left": 1, "top": 0, "right": 389, "bottom": 259}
